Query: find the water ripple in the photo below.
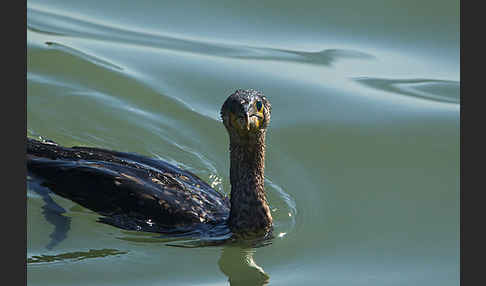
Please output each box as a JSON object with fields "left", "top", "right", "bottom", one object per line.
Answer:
{"left": 354, "top": 77, "right": 460, "bottom": 104}
{"left": 266, "top": 178, "right": 297, "bottom": 238}
{"left": 27, "top": 6, "right": 374, "bottom": 67}
{"left": 45, "top": 41, "right": 123, "bottom": 71}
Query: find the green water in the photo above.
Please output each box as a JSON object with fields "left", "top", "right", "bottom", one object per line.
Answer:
{"left": 27, "top": 1, "right": 459, "bottom": 285}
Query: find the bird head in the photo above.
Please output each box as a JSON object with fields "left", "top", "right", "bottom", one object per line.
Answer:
{"left": 221, "top": 89, "right": 271, "bottom": 139}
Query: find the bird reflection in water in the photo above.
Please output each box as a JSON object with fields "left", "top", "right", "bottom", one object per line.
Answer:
{"left": 218, "top": 245, "right": 270, "bottom": 286}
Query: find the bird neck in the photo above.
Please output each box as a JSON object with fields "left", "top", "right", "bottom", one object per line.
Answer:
{"left": 228, "top": 131, "right": 273, "bottom": 236}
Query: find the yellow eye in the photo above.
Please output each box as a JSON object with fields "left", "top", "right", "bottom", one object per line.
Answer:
{"left": 255, "top": 101, "right": 263, "bottom": 112}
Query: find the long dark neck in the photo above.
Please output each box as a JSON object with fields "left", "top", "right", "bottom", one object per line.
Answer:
{"left": 228, "top": 131, "right": 273, "bottom": 236}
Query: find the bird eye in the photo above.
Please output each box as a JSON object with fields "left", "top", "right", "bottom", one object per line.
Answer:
{"left": 255, "top": 101, "right": 263, "bottom": 112}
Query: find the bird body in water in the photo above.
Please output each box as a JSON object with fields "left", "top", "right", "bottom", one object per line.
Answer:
{"left": 27, "top": 89, "right": 273, "bottom": 239}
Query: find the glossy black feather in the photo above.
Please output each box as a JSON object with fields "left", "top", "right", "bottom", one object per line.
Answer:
{"left": 27, "top": 138, "right": 230, "bottom": 234}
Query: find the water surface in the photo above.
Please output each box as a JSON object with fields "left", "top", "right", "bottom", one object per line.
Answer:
{"left": 27, "top": 1, "right": 459, "bottom": 285}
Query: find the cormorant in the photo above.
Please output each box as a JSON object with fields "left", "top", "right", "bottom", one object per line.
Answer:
{"left": 27, "top": 89, "right": 273, "bottom": 239}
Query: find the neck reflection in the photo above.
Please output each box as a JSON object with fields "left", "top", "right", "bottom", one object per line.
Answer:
{"left": 218, "top": 245, "right": 270, "bottom": 286}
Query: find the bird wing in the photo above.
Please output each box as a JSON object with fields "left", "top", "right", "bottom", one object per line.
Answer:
{"left": 27, "top": 138, "right": 230, "bottom": 228}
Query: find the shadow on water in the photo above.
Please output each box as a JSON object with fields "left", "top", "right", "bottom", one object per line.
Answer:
{"left": 27, "top": 177, "right": 71, "bottom": 250}
{"left": 28, "top": 6, "right": 374, "bottom": 68}
{"left": 218, "top": 246, "right": 270, "bottom": 286}
{"left": 27, "top": 248, "right": 128, "bottom": 264}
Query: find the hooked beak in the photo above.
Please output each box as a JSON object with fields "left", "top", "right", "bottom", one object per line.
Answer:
{"left": 246, "top": 113, "right": 264, "bottom": 130}
{"left": 230, "top": 105, "right": 263, "bottom": 132}
{"left": 237, "top": 114, "right": 250, "bottom": 131}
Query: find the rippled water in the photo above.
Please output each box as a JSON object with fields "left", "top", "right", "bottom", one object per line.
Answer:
{"left": 27, "top": 1, "right": 459, "bottom": 285}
